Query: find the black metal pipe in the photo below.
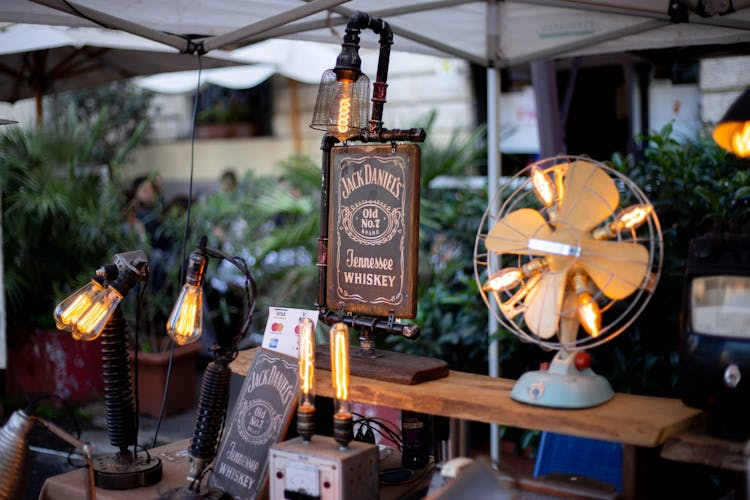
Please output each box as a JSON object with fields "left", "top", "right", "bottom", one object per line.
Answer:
{"left": 318, "top": 310, "right": 420, "bottom": 339}
{"left": 317, "top": 134, "right": 337, "bottom": 312}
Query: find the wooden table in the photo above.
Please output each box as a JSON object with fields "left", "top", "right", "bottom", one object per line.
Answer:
{"left": 231, "top": 348, "right": 705, "bottom": 499}
{"left": 39, "top": 439, "right": 193, "bottom": 500}
{"left": 231, "top": 348, "right": 702, "bottom": 448}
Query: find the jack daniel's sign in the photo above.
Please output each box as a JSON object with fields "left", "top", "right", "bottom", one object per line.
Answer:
{"left": 328, "top": 144, "right": 420, "bottom": 318}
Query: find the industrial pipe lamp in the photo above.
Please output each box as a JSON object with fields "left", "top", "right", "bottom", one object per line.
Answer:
{"left": 161, "top": 237, "right": 257, "bottom": 499}
{"left": 53, "top": 249, "right": 163, "bottom": 489}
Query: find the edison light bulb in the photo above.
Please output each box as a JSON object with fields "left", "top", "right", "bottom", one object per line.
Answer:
{"left": 553, "top": 164, "right": 566, "bottom": 206}
{"left": 531, "top": 166, "right": 556, "bottom": 208}
{"left": 298, "top": 317, "right": 316, "bottom": 411}
{"left": 577, "top": 291, "right": 601, "bottom": 338}
{"left": 297, "top": 317, "right": 316, "bottom": 441}
{"left": 572, "top": 273, "right": 601, "bottom": 338}
{"left": 330, "top": 322, "right": 350, "bottom": 417}
{"left": 594, "top": 204, "right": 653, "bottom": 239}
{"left": 483, "top": 268, "right": 524, "bottom": 293}
{"left": 71, "top": 286, "right": 122, "bottom": 341}
{"left": 166, "top": 283, "right": 203, "bottom": 345}
{"left": 614, "top": 204, "right": 652, "bottom": 231}
{"left": 330, "top": 321, "right": 352, "bottom": 448}
{"left": 54, "top": 280, "right": 106, "bottom": 333}
{"left": 166, "top": 249, "right": 207, "bottom": 345}
{"left": 731, "top": 122, "right": 750, "bottom": 157}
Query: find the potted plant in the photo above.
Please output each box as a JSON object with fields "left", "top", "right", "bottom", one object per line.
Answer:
{"left": 1, "top": 110, "right": 145, "bottom": 404}
{"left": 196, "top": 101, "right": 258, "bottom": 139}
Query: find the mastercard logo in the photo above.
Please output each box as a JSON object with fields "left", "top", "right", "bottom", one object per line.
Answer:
{"left": 271, "top": 322, "right": 284, "bottom": 332}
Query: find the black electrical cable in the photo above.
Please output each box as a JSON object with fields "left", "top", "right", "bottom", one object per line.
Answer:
{"left": 150, "top": 53, "right": 203, "bottom": 449}
{"left": 352, "top": 412, "right": 403, "bottom": 451}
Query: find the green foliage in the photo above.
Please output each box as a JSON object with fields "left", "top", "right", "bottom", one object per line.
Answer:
{"left": 600, "top": 123, "right": 750, "bottom": 395}
{"left": 1, "top": 111, "right": 145, "bottom": 333}
{"left": 48, "top": 81, "right": 153, "bottom": 168}
{"left": 197, "top": 102, "right": 254, "bottom": 124}
{"left": 385, "top": 112, "right": 491, "bottom": 372}
{"left": 182, "top": 155, "right": 322, "bottom": 334}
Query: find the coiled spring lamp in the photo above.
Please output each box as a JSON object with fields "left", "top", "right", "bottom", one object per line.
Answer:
{"left": 162, "top": 238, "right": 257, "bottom": 499}
{"left": 53, "top": 249, "right": 163, "bottom": 489}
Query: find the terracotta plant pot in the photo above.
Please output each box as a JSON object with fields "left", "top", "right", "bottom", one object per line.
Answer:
{"left": 5, "top": 328, "right": 104, "bottom": 404}
{"left": 196, "top": 122, "right": 258, "bottom": 139}
{"left": 130, "top": 342, "right": 203, "bottom": 417}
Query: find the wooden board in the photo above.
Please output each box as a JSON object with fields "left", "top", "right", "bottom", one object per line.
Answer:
{"left": 661, "top": 426, "right": 748, "bottom": 472}
{"left": 314, "top": 344, "right": 449, "bottom": 385}
{"left": 231, "top": 348, "right": 704, "bottom": 448}
{"left": 327, "top": 144, "right": 421, "bottom": 318}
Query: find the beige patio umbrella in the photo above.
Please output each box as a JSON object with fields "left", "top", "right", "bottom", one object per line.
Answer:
{"left": 0, "top": 23, "right": 240, "bottom": 121}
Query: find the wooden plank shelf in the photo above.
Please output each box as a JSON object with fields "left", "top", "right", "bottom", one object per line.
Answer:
{"left": 231, "top": 348, "right": 704, "bottom": 448}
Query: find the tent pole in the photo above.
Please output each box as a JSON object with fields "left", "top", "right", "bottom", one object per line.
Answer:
{"left": 486, "top": 0, "right": 502, "bottom": 468}
{"left": 531, "top": 59, "right": 565, "bottom": 156}
{"left": 487, "top": 64, "right": 501, "bottom": 467}
{"left": 35, "top": 88, "right": 43, "bottom": 125}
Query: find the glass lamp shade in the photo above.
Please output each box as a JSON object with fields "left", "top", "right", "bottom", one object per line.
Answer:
{"left": 54, "top": 280, "right": 122, "bottom": 341}
{"left": 713, "top": 87, "right": 750, "bottom": 157}
{"left": 166, "top": 283, "right": 203, "bottom": 345}
{"left": 310, "top": 69, "right": 370, "bottom": 141}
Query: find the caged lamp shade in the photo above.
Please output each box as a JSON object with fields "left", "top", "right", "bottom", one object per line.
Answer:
{"left": 310, "top": 68, "right": 370, "bottom": 142}
{"left": 713, "top": 87, "right": 750, "bottom": 157}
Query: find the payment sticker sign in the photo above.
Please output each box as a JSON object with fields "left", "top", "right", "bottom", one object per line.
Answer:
{"left": 261, "top": 306, "right": 318, "bottom": 358}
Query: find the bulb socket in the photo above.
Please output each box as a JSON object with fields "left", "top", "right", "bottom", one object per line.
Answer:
{"left": 185, "top": 251, "right": 208, "bottom": 287}
{"left": 297, "top": 405, "right": 316, "bottom": 442}
{"left": 333, "top": 412, "right": 353, "bottom": 449}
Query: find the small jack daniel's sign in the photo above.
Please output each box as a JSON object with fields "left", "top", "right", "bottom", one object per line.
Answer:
{"left": 209, "top": 348, "right": 298, "bottom": 499}
{"left": 328, "top": 144, "right": 420, "bottom": 318}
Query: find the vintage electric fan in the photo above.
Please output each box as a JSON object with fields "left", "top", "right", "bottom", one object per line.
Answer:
{"left": 474, "top": 156, "right": 663, "bottom": 408}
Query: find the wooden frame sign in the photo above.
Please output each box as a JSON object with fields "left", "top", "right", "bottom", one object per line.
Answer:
{"left": 327, "top": 144, "right": 420, "bottom": 318}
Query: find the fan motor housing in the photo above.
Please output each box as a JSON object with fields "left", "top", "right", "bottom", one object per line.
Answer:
{"left": 678, "top": 234, "right": 750, "bottom": 440}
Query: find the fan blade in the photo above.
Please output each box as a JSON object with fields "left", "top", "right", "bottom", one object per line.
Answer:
{"left": 557, "top": 159, "right": 619, "bottom": 231}
{"left": 559, "top": 291, "right": 579, "bottom": 348}
{"left": 523, "top": 271, "right": 566, "bottom": 339}
{"left": 580, "top": 239, "right": 650, "bottom": 300}
{"left": 485, "top": 208, "right": 553, "bottom": 254}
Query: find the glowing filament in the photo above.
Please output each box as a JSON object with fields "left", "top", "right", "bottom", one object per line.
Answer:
{"left": 73, "top": 300, "right": 110, "bottom": 339}
{"left": 577, "top": 292, "right": 601, "bottom": 338}
{"left": 553, "top": 164, "right": 567, "bottom": 205}
{"left": 54, "top": 280, "right": 103, "bottom": 331}
{"left": 337, "top": 96, "right": 351, "bottom": 135}
{"left": 166, "top": 283, "right": 203, "bottom": 345}
{"left": 572, "top": 272, "right": 601, "bottom": 337}
{"left": 594, "top": 204, "right": 653, "bottom": 239}
{"left": 330, "top": 322, "right": 350, "bottom": 415}
{"left": 731, "top": 122, "right": 750, "bottom": 157}
{"left": 298, "top": 317, "right": 316, "bottom": 409}
{"left": 531, "top": 166, "right": 557, "bottom": 208}
{"left": 483, "top": 268, "right": 523, "bottom": 293}
{"left": 615, "top": 204, "right": 652, "bottom": 231}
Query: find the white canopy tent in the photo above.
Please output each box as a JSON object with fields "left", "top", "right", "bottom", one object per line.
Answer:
{"left": 137, "top": 38, "right": 462, "bottom": 92}
{"left": 4, "top": 0, "right": 750, "bottom": 461}
{"left": 2, "top": 1, "right": 750, "bottom": 66}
